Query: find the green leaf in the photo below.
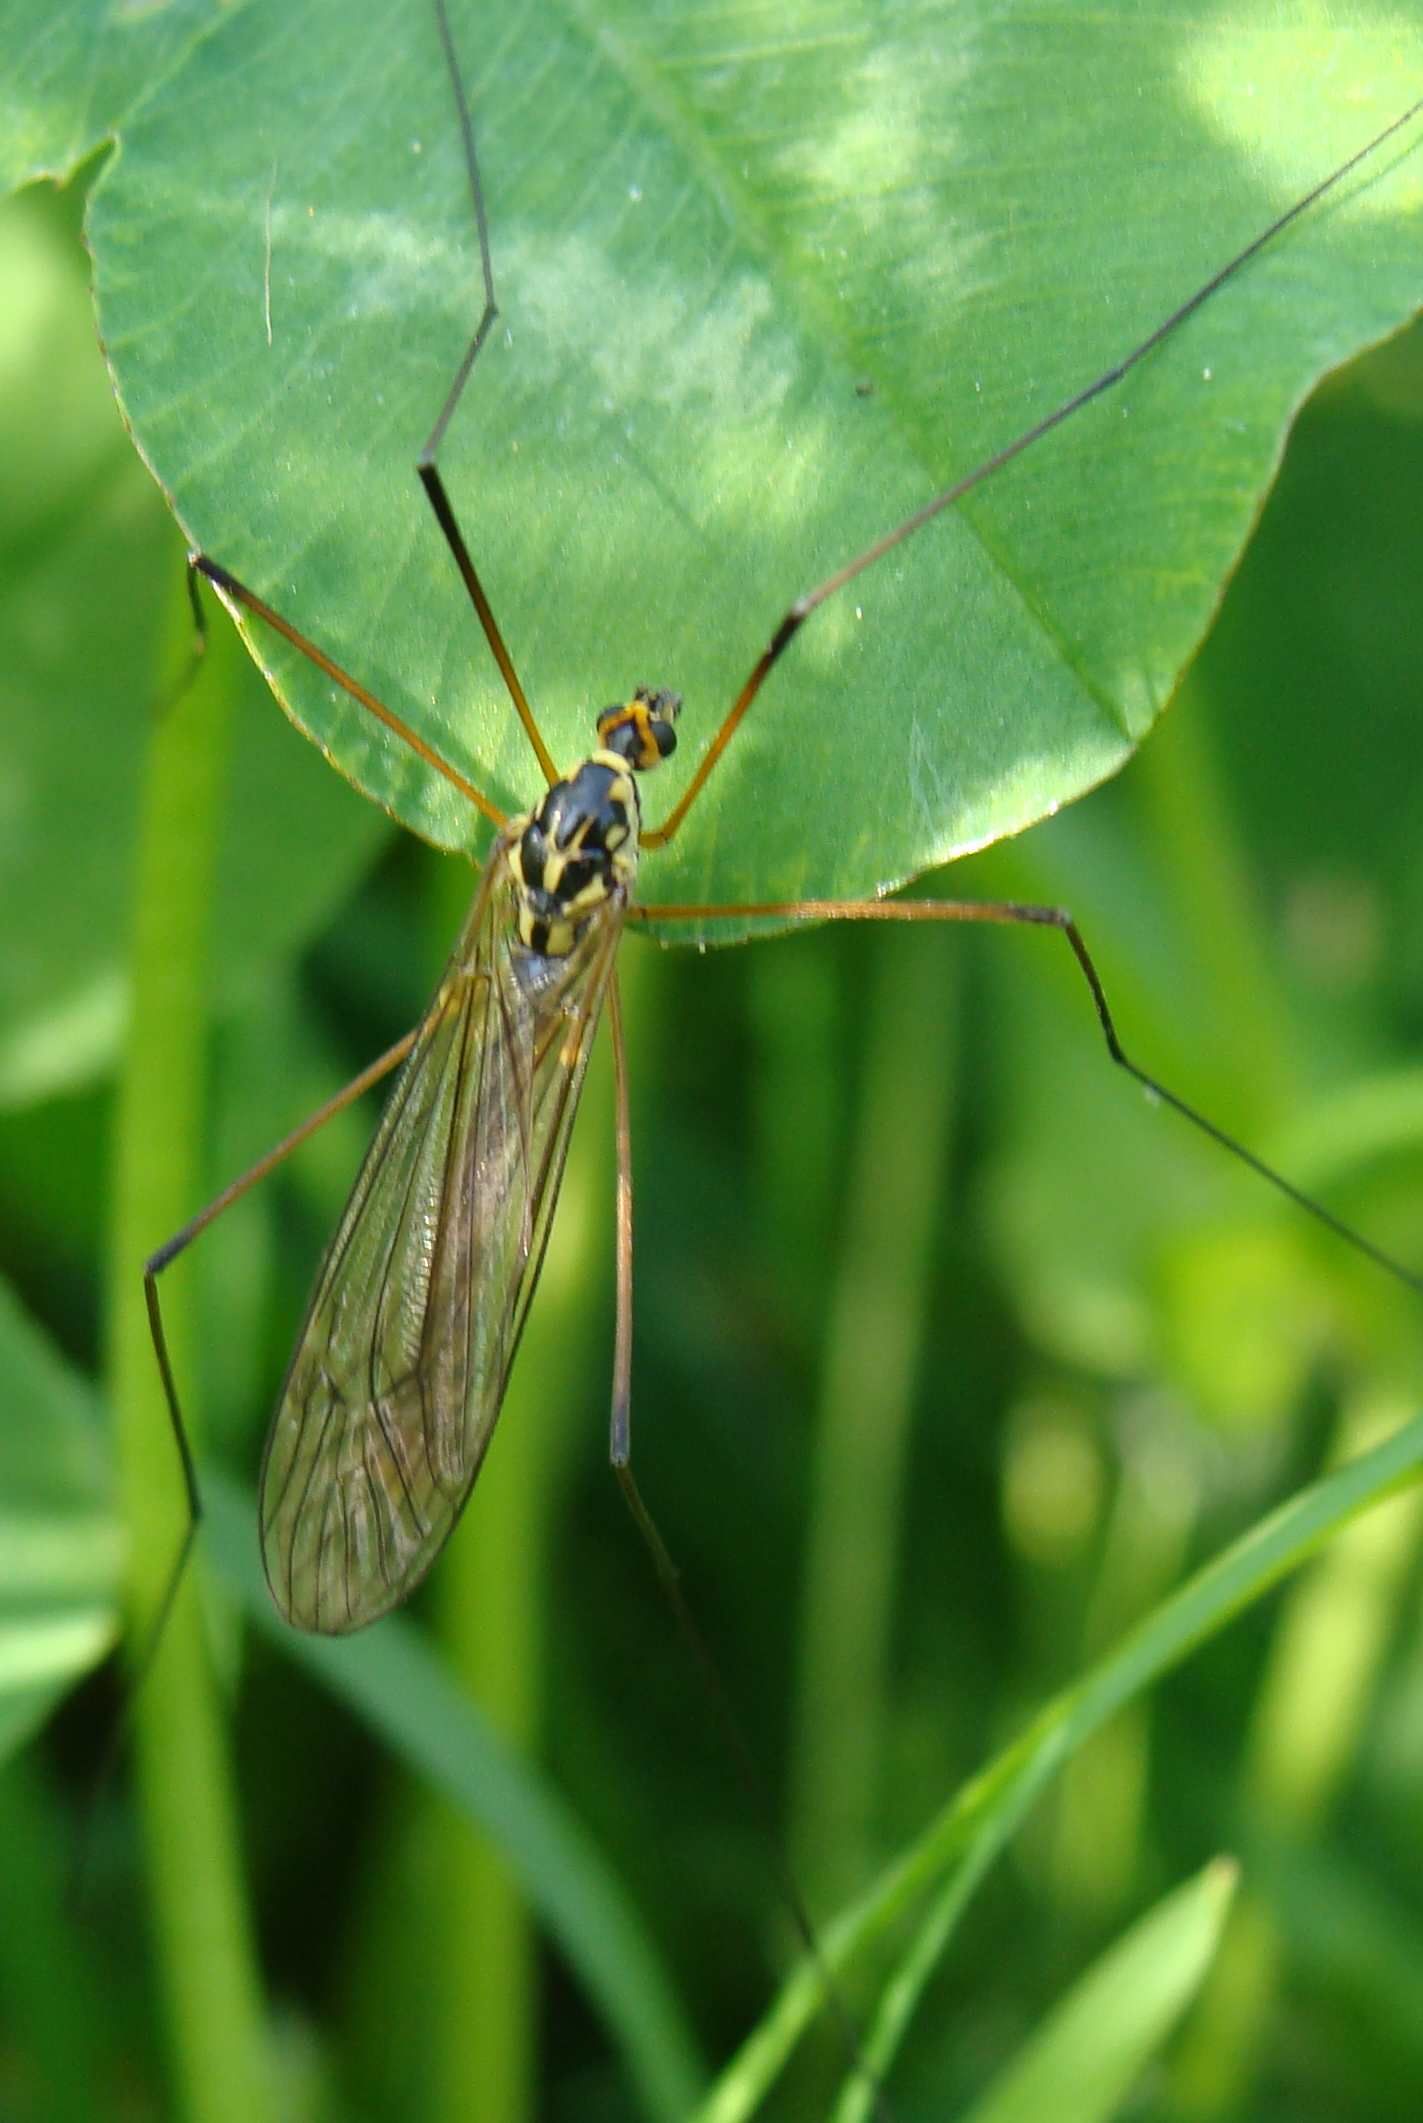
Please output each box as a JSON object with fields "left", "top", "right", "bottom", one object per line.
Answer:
{"left": 0, "top": 0, "right": 219, "bottom": 192}
{"left": 88, "top": 0, "right": 1423, "bottom": 935}
{"left": 699, "top": 1409, "right": 1423, "bottom": 2119}
{"left": 0, "top": 178, "right": 390, "bottom": 1108}
{"left": 958, "top": 1860, "right": 1237, "bottom": 2123}
{"left": 0, "top": 1278, "right": 119, "bottom": 1762}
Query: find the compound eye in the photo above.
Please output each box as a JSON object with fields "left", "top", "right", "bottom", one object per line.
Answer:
{"left": 594, "top": 701, "right": 634, "bottom": 755}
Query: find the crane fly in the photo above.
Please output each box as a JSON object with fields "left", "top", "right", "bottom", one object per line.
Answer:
{"left": 131, "top": 9, "right": 1423, "bottom": 1645}
{"left": 99, "top": 8, "right": 1423, "bottom": 2110}
{"left": 254, "top": 686, "right": 676, "bottom": 1630}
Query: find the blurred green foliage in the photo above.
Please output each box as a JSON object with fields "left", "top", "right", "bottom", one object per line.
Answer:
{"left": 3, "top": 5, "right": 1423, "bottom": 2122}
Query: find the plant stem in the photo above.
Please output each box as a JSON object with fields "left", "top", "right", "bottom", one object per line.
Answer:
{"left": 104, "top": 590, "right": 271, "bottom": 2122}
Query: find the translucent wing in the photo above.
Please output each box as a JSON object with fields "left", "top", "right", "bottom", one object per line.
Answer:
{"left": 260, "top": 846, "right": 624, "bottom": 1632}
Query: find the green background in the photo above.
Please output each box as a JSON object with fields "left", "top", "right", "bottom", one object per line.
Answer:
{"left": 3, "top": 1, "right": 1423, "bottom": 2119}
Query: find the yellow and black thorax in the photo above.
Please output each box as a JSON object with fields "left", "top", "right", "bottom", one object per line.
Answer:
{"left": 507, "top": 687, "right": 680, "bottom": 956}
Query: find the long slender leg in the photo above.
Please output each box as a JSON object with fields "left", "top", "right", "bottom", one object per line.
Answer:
{"left": 149, "top": 560, "right": 210, "bottom": 723}
{"left": 415, "top": 0, "right": 558, "bottom": 789}
{"left": 137, "top": 1030, "right": 418, "bottom": 1678}
{"left": 631, "top": 894, "right": 1423, "bottom": 1301}
{"left": 642, "top": 97, "right": 1423, "bottom": 853}
{"left": 605, "top": 973, "right": 682, "bottom": 1591}
{"left": 190, "top": 10, "right": 559, "bottom": 827}
{"left": 191, "top": 556, "right": 508, "bottom": 828}
{"left": 603, "top": 974, "right": 892, "bottom": 2118}
{"left": 607, "top": 973, "right": 635, "bottom": 1471}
